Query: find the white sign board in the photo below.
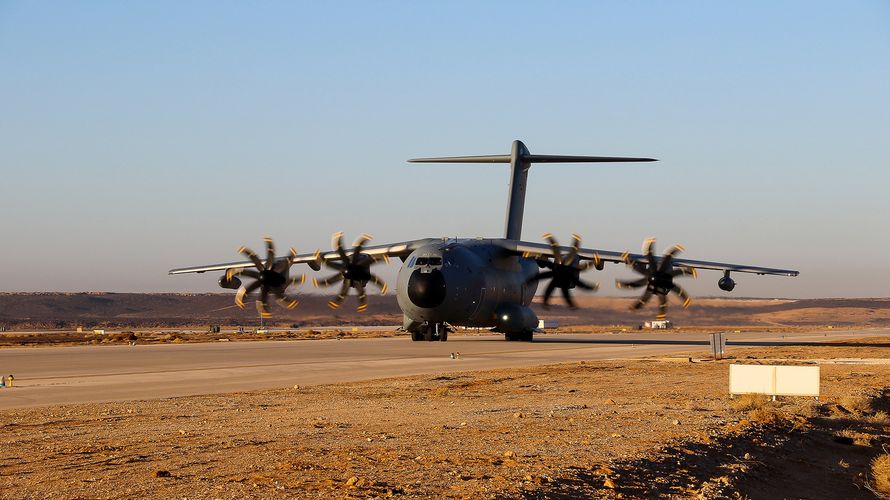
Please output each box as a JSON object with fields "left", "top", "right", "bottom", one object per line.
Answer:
{"left": 774, "top": 366, "right": 820, "bottom": 396}
{"left": 729, "top": 364, "right": 820, "bottom": 397}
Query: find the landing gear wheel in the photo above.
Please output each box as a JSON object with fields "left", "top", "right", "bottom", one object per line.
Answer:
{"left": 411, "top": 331, "right": 425, "bottom": 341}
{"left": 505, "top": 331, "right": 533, "bottom": 342}
{"left": 439, "top": 329, "right": 448, "bottom": 342}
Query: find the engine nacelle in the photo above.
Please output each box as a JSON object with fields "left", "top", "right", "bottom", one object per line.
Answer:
{"left": 718, "top": 275, "right": 736, "bottom": 292}
{"left": 218, "top": 274, "right": 242, "bottom": 290}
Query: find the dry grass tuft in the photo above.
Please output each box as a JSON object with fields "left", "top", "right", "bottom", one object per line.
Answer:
{"left": 834, "top": 429, "right": 873, "bottom": 447}
{"left": 870, "top": 411, "right": 890, "bottom": 426}
{"left": 749, "top": 406, "right": 783, "bottom": 425}
{"left": 732, "top": 394, "right": 768, "bottom": 412}
{"left": 840, "top": 395, "right": 873, "bottom": 417}
{"left": 871, "top": 452, "right": 890, "bottom": 497}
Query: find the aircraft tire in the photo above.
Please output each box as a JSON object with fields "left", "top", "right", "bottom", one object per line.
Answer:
{"left": 411, "top": 331, "right": 424, "bottom": 341}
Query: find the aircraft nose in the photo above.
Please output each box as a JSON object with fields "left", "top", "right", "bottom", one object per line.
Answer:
{"left": 407, "top": 269, "right": 446, "bottom": 308}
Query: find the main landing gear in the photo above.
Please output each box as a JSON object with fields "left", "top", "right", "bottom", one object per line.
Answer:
{"left": 504, "top": 331, "right": 534, "bottom": 342}
{"left": 411, "top": 322, "right": 449, "bottom": 342}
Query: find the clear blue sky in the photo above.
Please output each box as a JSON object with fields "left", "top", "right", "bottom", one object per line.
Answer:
{"left": 1, "top": 1, "right": 888, "bottom": 298}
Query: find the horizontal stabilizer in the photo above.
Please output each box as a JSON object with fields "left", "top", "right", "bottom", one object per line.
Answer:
{"left": 409, "top": 154, "right": 656, "bottom": 164}
{"left": 408, "top": 155, "right": 512, "bottom": 163}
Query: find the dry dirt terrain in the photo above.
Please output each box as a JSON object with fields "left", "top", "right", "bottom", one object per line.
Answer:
{"left": 3, "top": 293, "right": 890, "bottom": 331}
{"left": 1, "top": 339, "right": 889, "bottom": 498}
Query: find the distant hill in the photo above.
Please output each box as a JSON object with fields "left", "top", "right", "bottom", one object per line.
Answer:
{"left": 0, "top": 293, "right": 888, "bottom": 329}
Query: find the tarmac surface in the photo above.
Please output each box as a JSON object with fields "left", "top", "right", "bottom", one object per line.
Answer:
{"left": 1, "top": 328, "right": 887, "bottom": 409}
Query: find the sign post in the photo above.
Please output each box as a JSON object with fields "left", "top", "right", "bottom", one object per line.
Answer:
{"left": 709, "top": 332, "right": 726, "bottom": 360}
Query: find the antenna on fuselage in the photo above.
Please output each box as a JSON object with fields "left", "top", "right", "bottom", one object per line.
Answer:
{"left": 408, "top": 140, "right": 657, "bottom": 241}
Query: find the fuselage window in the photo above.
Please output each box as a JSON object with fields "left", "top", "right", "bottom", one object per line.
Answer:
{"left": 416, "top": 257, "right": 428, "bottom": 266}
{"left": 428, "top": 257, "right": 442, "bottom": 266}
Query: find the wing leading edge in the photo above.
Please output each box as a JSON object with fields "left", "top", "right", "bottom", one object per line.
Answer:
{"left": 507, "top": 240, "right": 799, "bottom": 277}
{"left": 168, "top": 238, "right": 437, "bottom": 275}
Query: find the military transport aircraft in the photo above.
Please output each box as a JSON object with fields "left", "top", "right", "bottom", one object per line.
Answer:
{"left": 170, "top": 140, "right": 798, "bottom": 341}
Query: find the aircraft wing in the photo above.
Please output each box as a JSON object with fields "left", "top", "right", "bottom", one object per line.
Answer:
{"left": 507, "top": 240, "right": 799, "bottom": 277}
{"left": 168, "top": 238, "right": 438, "bottom": 275}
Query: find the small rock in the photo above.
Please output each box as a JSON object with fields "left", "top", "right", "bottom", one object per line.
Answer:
{"left": 460, "top": 422, "right": 467, "bottom": 426}
{"left": 178, "top": 429, "right": 187, "bottom": 435}
{"left": 743, "top": 452, "right": 751, "bottom": 460}
{"left": 503, "top": 451, "right": 515, "bottom": 458}
{"left": 346, "top": 476, "right": 358, "bottom": 486}
{"left": 293, "top": 385, "right": 300, "bottom": 389}
{"left": 154, "top": 470, "right": 171, "bottom": 478}
{"left": 604, "top": 477, "right": 617, "bottom": 489}
{"left": 672, "top": 420, "right": 680, "bottom": 426}
{"left": 512, "top": 412, "right": 523, "bottom": 419}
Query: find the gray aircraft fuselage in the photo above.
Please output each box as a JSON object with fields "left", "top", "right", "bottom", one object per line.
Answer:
{"left": 396, "top": 239, "right": 540, "bottom": 335}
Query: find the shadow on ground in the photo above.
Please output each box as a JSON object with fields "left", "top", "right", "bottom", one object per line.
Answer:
{"left": 521, "top": 389, "right": 890, "bottom": 499}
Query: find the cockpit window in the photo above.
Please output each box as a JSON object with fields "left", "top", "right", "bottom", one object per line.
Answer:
{"left": 414, "top": 256, "right": 441, "bottom": 267}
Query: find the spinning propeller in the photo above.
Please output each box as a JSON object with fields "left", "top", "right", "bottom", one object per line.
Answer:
{"left": 527, "top": 233, "right": 602, "bottom": 309}
{"left": 313, "top": 232, "right": 389, "bottom": 312}
{"left": 229, "top": 237, "right": 305, "bottom": 318}
{"left": 616, "top": 238, "right": 697, "bottom": 320}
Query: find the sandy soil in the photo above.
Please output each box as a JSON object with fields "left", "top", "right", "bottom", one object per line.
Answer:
{"left": 1, "top": 339, "right": 889, "bottom": 498}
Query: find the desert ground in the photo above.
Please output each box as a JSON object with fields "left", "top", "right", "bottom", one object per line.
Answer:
{"left": 1, "top": 296, "right": 889, "bottom": 498}
{"left": 0, "top": 333, "right": 888, "bottom": 498}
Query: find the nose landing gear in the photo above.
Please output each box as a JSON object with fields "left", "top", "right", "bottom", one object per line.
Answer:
{"left": 411, "top": 322, "right": 450, "bottom": 342}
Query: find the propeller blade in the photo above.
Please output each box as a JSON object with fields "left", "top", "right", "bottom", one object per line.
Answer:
{"left": 671, "top": 267, "right": 698, "bottom": 279}
{"left": 352, "top": 233, "right": 373, "bottom": 259}
{"left": 327, "top": 280, "right": 350, "bottom": 310}
{"left": 643, "top": 238, "right": 657, "bottom": 271}
{"left": 656, "top": 293, "right": 668, "bottom": 320}
{"left": 313, "top": 274, "right": 344, "bottom": 288}
{"left": 239, "top": 246, "right": 265, "bottom": 272}
{"left": 356, "top": 282, "right": 368, "bottom": 313}
{"left": 332, "top": 231, "right": 350, "bottom": 263}
{"left": 631, "top": 288, "right": 653, "bottom": 310}
{"left": 616, "top": 277, "right": 648, "bottom": 289}
{"left": 291, "top": 273, "right": 306, "bottom": 287}
{"left": 543, "top": 232, "right": 562, "bottom": 263}
{"left": 564, "top": 233, "right": 582, "bottom": 265}
{"left": 257, "top": 288, "right": 272, "bottom": 318}
{"left": 235, "top": 280, "right": 263, "bottom": 309}
{"left": 370, "top": 274, "right": 389, "bottom": 295}
{"left": 274, "top": 291, "right": 300, "bottom": 310}
{"left": 264, "top": 237, "right": 276, "bottom": 269}
{"left": 542, "top": 280, "right": 558, "bottom": 308}
{"left": 580, "top": 253, "right": 603, "bottom": 271}
{"left": 658, "top": 244, "right": 683, "bottom": 273}
{"left": 527, "top": 270, "right": 554, "bottom": 284}
{"left": 560, "top": 285, "right": 577, "bottom": 309}
{"left": 672, "top": 284, "right": 692, "bottom": 309}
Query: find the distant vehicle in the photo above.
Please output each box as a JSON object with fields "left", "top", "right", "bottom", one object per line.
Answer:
{"left": 170, "top": 140, "right": 798, "bottom": 341}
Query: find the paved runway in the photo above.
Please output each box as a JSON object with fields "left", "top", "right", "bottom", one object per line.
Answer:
{"left": 1, "top": 328, "right": 887, "bottom": 409}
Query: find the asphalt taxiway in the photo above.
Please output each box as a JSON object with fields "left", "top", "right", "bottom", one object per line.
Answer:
{"left": 1, "top": 328, "right": 887, "bottom": 409}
